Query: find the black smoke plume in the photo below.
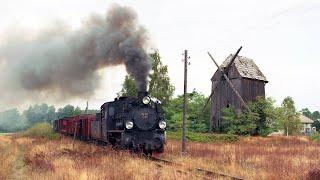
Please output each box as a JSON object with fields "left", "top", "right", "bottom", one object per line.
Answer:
{"left": 0, "top": 4, "right": 151, "bottom": 107}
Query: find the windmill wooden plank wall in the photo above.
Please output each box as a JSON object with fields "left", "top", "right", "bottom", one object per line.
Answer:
{"left": 211, "top": 55, "right": 268, "bottom": 131}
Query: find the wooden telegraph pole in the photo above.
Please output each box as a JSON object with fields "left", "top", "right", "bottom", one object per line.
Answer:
{"left": 85, "top": 101, "right": 88, "bottom": 114}
{"left": 182, "top": 50, "right": 188, "bottom": 154}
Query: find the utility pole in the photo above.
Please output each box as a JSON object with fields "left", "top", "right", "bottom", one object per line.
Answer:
{"left": 182, "top": 50, "right": 188, "bottom": 154}
{"left": 85, "top": 101, "right": 88, "bottom": 114}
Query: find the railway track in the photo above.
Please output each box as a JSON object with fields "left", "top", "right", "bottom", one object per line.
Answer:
{"left": 146, "top": 156, "right": 244, "bottom": 180}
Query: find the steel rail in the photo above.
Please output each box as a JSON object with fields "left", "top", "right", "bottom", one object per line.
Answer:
{"left": 147, "top": 156, "right": 244, "bottom": 180}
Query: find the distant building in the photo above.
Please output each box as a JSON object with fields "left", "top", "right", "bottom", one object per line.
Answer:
{"left": 211, "top": 55, "right": 268, "bottom": 131}
{"left": 300, "top": 114, "right": 314, "bottom": 134}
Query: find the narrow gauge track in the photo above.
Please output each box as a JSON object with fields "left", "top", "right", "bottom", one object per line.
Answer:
{"left": 146, "top": 156, "right": 244, "bottom": 180}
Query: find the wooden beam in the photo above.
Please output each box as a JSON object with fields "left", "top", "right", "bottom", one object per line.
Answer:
{"left": 203, "top": 82, "right": 218, "bottom": 132}
{"left": 202, "top": 82, "right": 218, "bottom": 113}
{"left": 203, "top": 46, "right": 242, "bottom": 113}
{"left": 207, "top": 52, "right": 251, "bottom": 112}
{"left": 224, "top": 46, "right": 242, "bottom": 73}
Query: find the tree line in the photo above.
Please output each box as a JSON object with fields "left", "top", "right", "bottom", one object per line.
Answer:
{"left": 220, "top": 96, "right": 303, "bottom": 136}
{"left": 0, "top": 104, "right": 98, "bottom": 132}
{"left": 162, "top": 91, "right": 312, "bottom": 136}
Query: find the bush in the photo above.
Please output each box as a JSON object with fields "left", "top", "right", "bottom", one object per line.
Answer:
{"left": 166, "top": 131, "right": 239, "bottom": 143}
{"left": 24, "top": 122, "right": 59, "bottom": 140}
{"left": 163, "top": 90, "right": 210, "bottom": 133}
{"left": 310, "top": 132, "right": 320, "bottom": 142}
{"left": 221, "top": 106, "right": 257, "bottom": 135}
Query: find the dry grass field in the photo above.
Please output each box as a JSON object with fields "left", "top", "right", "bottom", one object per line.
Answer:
{"left": 0, "top": 134, "right": 319, "bottom": 180}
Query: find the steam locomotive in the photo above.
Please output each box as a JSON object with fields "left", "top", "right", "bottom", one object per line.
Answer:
{"left": 53, "top": 91, "right": 166, "bottom": 154}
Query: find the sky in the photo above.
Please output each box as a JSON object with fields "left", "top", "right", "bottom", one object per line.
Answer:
{"left": 0, "top": 0, "right": 319, "bottom": 111}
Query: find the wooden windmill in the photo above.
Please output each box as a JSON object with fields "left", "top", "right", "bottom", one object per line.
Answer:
{"left": 204, "top": 47, "right": 268, "bottom": 131}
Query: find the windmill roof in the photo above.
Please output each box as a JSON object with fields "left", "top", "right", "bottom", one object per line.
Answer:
{"left": 220, "top": 54, "right": 267, "bottom": 82}
{"left": 300, "top": 115, "right": 314, "bottom": 124}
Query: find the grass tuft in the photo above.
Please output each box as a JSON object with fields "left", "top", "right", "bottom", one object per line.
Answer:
{"left": 23, "top": 123, "right": 59, "bottom": 140}
{"left": 167, "top": 131, "right": 239, "bottom": 143}
{"left": 310, "top": 132, "right": 320, "bottom": 142}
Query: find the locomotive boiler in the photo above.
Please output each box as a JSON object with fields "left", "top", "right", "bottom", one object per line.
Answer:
{"left": 54, "top": 91, "right": 166, "bottom": 154}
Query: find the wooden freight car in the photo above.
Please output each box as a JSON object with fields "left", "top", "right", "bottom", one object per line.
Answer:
{"left": 54, "top": 114, "right": 96, "bottom": 140}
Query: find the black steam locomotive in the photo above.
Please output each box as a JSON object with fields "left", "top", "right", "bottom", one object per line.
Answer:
{"left": 54, "top": 91, "right": 166, "bottom": 154}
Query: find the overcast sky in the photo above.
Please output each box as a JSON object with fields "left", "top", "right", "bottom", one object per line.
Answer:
{"left": 0, "top": 0, "right": 319, "bottom": 111}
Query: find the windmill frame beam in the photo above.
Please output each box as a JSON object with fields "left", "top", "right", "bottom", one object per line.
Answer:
{"left": 203, "top": 46, "right": 244, "bottom": 112}
{"left": 207, "top": 52, "right": 251, "bottom": 112}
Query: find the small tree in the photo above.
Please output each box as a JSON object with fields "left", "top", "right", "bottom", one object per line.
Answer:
{"left": 221, "top": 106, "right": 239, "bottom": 134}
{"left": 163, "top": 94, "right": 183, "bottom": 131}
{"left": 311, "top": 111, "right": 320, "bottom": 131}
{"left": 278, "top": 97, "right": 301, "bottom": 135}
{"left": 247, "top": 97, "right": 279, "bottom": 136}
{"left": 117, "top": 50, "right": 175, "bottom": 104}
{"left": 23, "top": 103, "right": 57, "bottom": 125}
{"left": 163, "top": 90, "right": 210, "bottom": 132}
{"left": 74, "top": 107, "right": 82, "bottom": 115}
{"left": 117, "top": 75, "right": 138, "bottom": 97}
{"left": 187, "top": 91, "right": 210, "bottom": 132}
{"left": 0, "top": 109, "right": 28, "bottom": 132}
{"left": 47, "top": 106, "right": 57, "bottom": 124}
{"left": 302, "top": 108, "right": 313, "bottom": 118}
{"left": 57, "top": 105, "right": 82, "bottom": 118}
{"left": 221, "top": 106, "right": 257, "bottom": 135}
{"left": 148, "top": 50, "right": 175, "bottom": 105}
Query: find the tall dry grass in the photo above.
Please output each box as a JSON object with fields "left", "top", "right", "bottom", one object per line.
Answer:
{"left": 0, "top": 135, "right": 28, "bottom": 180}
{"left": 163, "top": 136, "right": 320, "bottom": 179}
{"left": 0, "top": 134, "right": 319, "bottom": 179}
{"left": 20, "top": 136, "right": 198, "bottom": 180}
{"left": 0, "top": 136, "right": 15, "bottom": 179}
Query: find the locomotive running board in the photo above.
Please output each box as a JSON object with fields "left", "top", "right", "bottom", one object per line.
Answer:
{"left": 106, "top": 130, "right": 123, "bottom": 133}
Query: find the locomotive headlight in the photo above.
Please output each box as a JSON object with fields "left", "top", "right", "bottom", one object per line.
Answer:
{"left": 159, "top": 121, "right": 166, "bottom": 129}
{"left": 125, "top": 121, "right": 133, "bottom": 129}
{"left": 142, "top": 96, "right": 151, "bottom": 104}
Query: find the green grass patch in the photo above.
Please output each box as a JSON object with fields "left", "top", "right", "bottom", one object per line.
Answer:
{"left": 167, "top": 131, "right": 239, "bottom": 143}
{"left": 310, "top": 132, "right": 320, "bottom": 142}
{"left": 0, "top": 133, "right": 14, "bottom": 136}
{"left": 23, "top": 123, "right": 59, "bottom": 140}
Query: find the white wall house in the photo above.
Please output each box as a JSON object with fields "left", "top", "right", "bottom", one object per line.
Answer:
{"left": 300, "top": 115, "right": 314, "bottom": 134}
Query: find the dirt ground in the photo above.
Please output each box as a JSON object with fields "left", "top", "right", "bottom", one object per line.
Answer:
{"left": 0, "top": 134, "right": 319, "bottom": 180}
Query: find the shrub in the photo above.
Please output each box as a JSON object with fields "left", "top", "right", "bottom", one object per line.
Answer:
{"left": 310, "top": 132, "right": 320, "bottom": 142}
{"left": 221, "top": 106, "right": 257, "bottom": 135}
{"left": 24, "top": 122, "right": 59, "bottom": 140}
{"left": 307, "top": 168, "right": 320, "bottom": 180}
{"left": 166, "top": 131, "right": 239, "bottom": 143}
